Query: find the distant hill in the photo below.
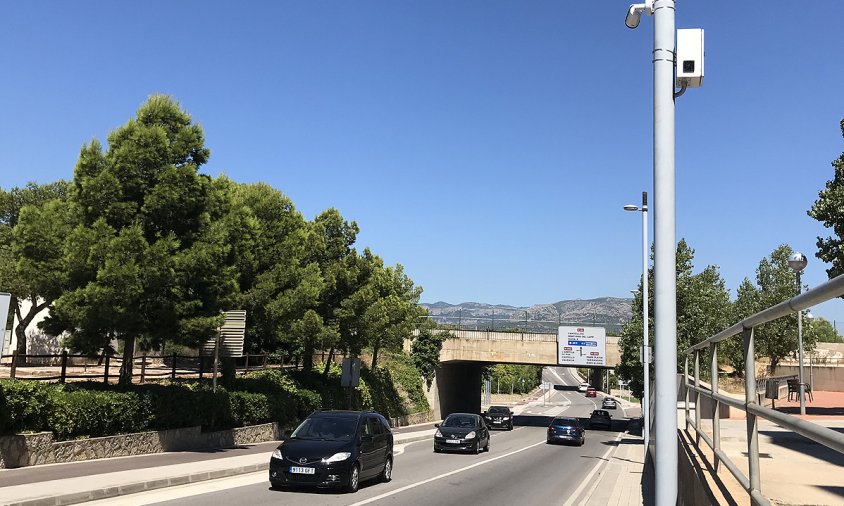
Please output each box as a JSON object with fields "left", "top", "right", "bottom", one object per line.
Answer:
{"left": 420, "top": 297, "right": 632, "bottom": 334}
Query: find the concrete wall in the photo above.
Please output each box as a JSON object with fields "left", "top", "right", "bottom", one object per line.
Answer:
{"left": 773, "top": 364, "right": 844, "bottom": 392}
{"left": 435, "top": 362, "right": 483, "bottom": 418}
{"left": 438, "top": 333, "right": 620, "bottom": 367}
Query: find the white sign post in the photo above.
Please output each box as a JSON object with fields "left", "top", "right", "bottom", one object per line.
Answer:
{"left": 557, "top": 326, "right": 606, "bottom": 367}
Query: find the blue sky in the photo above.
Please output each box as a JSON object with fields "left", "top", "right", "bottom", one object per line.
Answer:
{"left": 2, "top": 2, "right": 844, "bottom": 323}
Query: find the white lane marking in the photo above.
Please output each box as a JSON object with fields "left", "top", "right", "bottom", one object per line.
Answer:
{"left": 560, "top": 432, "right": 623, "bottom": 506}
{"left": 347, "top": 440, "right": 547, "bottom": 506}
{"left": 81, "top": 471, "right": 268, "bottom": 505}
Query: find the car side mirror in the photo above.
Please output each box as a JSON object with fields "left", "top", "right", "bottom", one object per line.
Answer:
{"left": 434, "top": 423, "right": 440, "bottom": 428}
{"left": 280, "top": 429, "right": 293, "bottom": 441}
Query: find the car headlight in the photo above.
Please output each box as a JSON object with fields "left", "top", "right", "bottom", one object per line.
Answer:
{"left": 435, "top": 429, "right": 443, "bottom": 437}
{"left": 322, "top": 452, "right": 352, "bottom": 464}
{"left": 502, "top": 416, "right": 510, "bottom": 420}
{"left": 271, "top": 449, "right": 283, "bottom": 460}
{"left": 465, "top": 431, "right": 476, "bottom": 440}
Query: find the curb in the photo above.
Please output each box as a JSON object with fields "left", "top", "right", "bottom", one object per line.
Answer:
{"left": 4, "top": 434, "right": 437, "bottom": 506}
{"left": 4, "top": 463, "right": 268, "bottom": 506}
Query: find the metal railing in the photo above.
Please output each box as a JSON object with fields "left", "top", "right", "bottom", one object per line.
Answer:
{"left": 682, "top": 274, "right": 844, "bottom": 506}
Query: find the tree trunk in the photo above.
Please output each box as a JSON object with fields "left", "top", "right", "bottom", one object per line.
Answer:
{"left": 322, "top": 347, "right": 335, "bottom": 379}
{"left": 13, "top": 298, "right": 51, "bottom": 366}
{"left": 119, "top": 335, "right": 136, "bottom": 385}
{"left": 302, "top": 341, "right": 314, "bottom": 372}
{"left": 371, "top": 339, "right": 380, "bottom": 370}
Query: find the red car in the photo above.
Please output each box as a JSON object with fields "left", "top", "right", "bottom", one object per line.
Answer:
{"left": 585, "top": 387, "right": 597, "bottom": 397}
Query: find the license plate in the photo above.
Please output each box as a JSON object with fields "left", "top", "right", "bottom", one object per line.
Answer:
{"left": 289, "top": 466, "right": 315, "bottom": 474}
{"left": 446, "top": 439, "right": 461, "bottom": 444}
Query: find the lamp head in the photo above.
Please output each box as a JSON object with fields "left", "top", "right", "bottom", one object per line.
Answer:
{"left": 625, "top": 2, "right": 652, "bottom": 29}
{"left": 787, "top": 252, "right": 808, "bottom": 272}
{"left": 623, "top": 204, "right": 639, "bottom": 212}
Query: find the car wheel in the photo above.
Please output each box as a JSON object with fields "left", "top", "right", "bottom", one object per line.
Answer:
{"left": 434, "top": 446, "right": 441, "bottom": 453}
{"left": 473, "top": 442, "right": 480, "bottom": 454}
{"left": 346, "top": 463, "right": 360, "bottom": 493}
{"left": 484, "top": 439, "right": 490, "bottom": 452}
{"left": 508, "top": 423, "right": 513, "bottom": 431}
{"left": 381, "top": 457, "right": 393, "bottom": 482}
{"left": 269, "top": 481, "right": 284, "bottom": 490}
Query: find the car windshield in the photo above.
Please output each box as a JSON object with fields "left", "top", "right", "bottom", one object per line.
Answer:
{"left": 442, "top": 415, "right": 477, "bottom": 428}
{"left": 551, "top": 418, "right": 578, "bottom": 427}
{"left": 488, "top": 407, "right": 509, "bottom": 414}
{"left": 291, "top": 416, "right": 358, "bottom": 441}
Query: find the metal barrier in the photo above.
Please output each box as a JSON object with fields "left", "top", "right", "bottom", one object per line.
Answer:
{"left": 682, "top": 274, "right": 844, "bottom": 506}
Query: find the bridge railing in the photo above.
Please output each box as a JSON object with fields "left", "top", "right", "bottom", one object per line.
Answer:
{"left": 682, "top": 273, "right": 844, "bottom": 506}
{"left": 444, "top": 329, "right": 557, "bottom": 342}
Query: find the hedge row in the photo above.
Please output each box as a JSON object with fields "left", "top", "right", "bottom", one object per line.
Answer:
{"left": 0, "top": 356, "right": 428, "bottom": 440}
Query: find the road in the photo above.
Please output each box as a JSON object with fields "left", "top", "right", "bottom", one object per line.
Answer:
{"left": 89, "top": 367, "right": 638, "bottom": 506}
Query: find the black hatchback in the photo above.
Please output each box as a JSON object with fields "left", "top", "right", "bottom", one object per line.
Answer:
{"left": 434, "top": 413, "right": 490, "bottom": 454}
{"left": 269, "top": 410, "right": 394, "bottom": 493}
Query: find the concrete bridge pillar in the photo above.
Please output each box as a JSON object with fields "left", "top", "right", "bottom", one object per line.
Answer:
{"left": 435, "top": 362, "right": 483, "bottom": 418}
{"left": 590, "top": 368, "right": 605, "bottom": 392}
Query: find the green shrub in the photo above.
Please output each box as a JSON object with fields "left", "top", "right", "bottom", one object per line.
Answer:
{"left": 229, "top": 391, "right": 272, "bottom": 426}
{"left": 139, "top": 382, "right": 233, "bottom": 431}
{"left": 0, "top": 380, "right": 52, "bottom": 434}
{"left": 48, "top": 387, "right": 152, "bottom": 440}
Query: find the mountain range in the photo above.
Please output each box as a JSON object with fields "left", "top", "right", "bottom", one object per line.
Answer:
{"left": 420, "top": 297, "right": 633, "bottom": 334}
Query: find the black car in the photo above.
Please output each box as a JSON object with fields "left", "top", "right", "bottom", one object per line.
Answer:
{"left": 589, "top": 409, "right": 612, "bottom": 430}
{"left": 602, "top": 397, "right": 618, "bottom": 409}
{"left": 546, "top": 417, "right": 585, "bottom": 446}
{"left": 434, "top": 413, "right": 490, "bottom": 454}
{"left": 269, "top": 410, "right": 393, "bottom": 493}
{"left": 482, "top": 405, "right": 514, "bottom": 430}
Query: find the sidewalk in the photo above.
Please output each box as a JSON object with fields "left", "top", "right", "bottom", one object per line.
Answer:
{"left": 0, "top": 422, "right": 438, "bottom": 506}
{"left": 686, "top": 388, "right": 844, "bottom": 505}
{"left": 580, "top": 433, "right": 651, "bottom": 506}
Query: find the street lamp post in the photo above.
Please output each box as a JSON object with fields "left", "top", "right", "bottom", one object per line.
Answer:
{"left": 787, "top": 252, "right": 808, "bottom": 415}
{"left": 806, "top": 310, "right": 814, "bottom": 392}
{"left": 624, "top": 192, "right": 650, "bottom": 459}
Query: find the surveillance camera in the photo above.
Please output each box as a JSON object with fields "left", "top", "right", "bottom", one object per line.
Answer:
{"left": 625, "top": 4, "right": 644, "bottom": 29}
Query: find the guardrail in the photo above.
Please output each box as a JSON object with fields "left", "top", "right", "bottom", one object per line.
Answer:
{"left": 682, "top": 274, "right": 844, "bottom": 506}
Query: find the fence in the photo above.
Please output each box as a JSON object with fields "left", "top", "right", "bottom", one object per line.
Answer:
{"left": 421, "top": 315, "right": 624, "bottom": 335}
{"left": 682, "top": 273, "right": 844, "bottom": 506}
{"left": 0, "top": 350, "right": 340, "bottom": 384}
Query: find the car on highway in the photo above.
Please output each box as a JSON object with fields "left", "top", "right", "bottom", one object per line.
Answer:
{"left": 546, "top": 417, "right": 585, "bottom": 446}
{"left": 589, "top": 409, "right": 612, "bottom": 430}
{"left": 578, "top": 382, "right": 590, "bottom": 393}
{"left": 269, "top": 410, "right": 393, "bottom": 493}
{"left": 434, "top": 413, "right": 490, "bottom": 454}
{"left": 482, "top": 405, "right": 514, "bottom": 430}
{"left": 585, "top": 387, "right": 597, "bottom": 397}
{"left": 602, "top": 397, "right": 618, "bottom": 409}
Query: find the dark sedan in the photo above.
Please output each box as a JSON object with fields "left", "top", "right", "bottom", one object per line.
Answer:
{"left": 269, "top": 410, "right": 393, "bottom": 493}
{"left": 434, "top": 413, "right": 490, "bottom": 454}
{"left": 482, "top": 406, "right": 514, "bottom": 430}
{"left": 589, "top": 409, "right": 612, "bottom": 430}
{"left": 547, "top": 417, "right": 585, "bottom": 446}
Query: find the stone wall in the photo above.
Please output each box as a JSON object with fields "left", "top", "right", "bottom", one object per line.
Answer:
{"left": 0, "top": 422, "right": 280, "bottom": 469}
{"left": 389, "top": 410, "right": 436, "bottom": 427}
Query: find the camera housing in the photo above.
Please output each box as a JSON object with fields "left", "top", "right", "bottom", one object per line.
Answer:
{"left": 676, "top": 29, "right": 704, "bottom": 88}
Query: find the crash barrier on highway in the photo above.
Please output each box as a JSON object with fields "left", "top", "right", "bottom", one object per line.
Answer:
{"left": 682, "top": 274, "right": 844, "bottom": 506}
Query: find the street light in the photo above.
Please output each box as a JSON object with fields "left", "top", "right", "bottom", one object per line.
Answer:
{"left": 624, "top": 192, "right": 650, "bottom": 459}
{"left": 787, "top": 251, "right": 808, "bottom": 415}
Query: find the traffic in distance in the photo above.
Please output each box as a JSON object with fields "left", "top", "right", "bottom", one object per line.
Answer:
{"left": 113, "top": 367, "right": 639, "bottom": 506}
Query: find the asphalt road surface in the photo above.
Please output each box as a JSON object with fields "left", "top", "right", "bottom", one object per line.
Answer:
{"left": 91, "top": 367, "right": 634, "bottom": 506}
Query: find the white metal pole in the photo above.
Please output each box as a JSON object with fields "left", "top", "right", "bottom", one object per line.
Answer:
{"left": 653, "top": 1, "right": 678, "bottom": 504}
{"left": 642, "top": 191, "right": 650, "bottom": 458}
